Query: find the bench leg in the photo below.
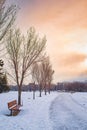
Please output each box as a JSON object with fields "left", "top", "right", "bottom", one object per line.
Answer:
{"left": 10, "top": 109, "right": 13, "bottom": 116}
{"left": 9, "top": 109, "right": 20, "bottom": 116}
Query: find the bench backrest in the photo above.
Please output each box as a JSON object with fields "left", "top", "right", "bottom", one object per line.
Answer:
{"left": 8, "top": 100, "right": 17, "bottom": 109}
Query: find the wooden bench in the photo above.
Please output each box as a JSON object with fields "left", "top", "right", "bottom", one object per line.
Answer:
{"left": 8, "top": 100, "right": 21, "bottom": 116}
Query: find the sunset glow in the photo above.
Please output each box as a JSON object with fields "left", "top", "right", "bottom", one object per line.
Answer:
{"left": 8, "top": 0, "right": 87, "bottom": 82}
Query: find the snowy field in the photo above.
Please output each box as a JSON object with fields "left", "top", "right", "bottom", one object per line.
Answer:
{"left": 0, "top": 91, "right": 87, "bottom": 130}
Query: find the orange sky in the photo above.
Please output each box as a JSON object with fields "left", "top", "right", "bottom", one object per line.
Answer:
{"left": 8, "top": 0, "right": 87, "bottom": 82}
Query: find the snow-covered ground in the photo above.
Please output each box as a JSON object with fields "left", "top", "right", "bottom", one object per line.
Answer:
{"left": 0, "top": 91, "right": 87, "bottom": 130}
{"left": 50, "top": 92, "right": 87, "bottom": 130}
{"left": 0, "top": 91, "right": 57, "bottom": 130}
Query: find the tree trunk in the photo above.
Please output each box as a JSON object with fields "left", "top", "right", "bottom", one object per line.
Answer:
{"left": 45, "top": 87, "right": 46, "bottom": 95}
{"left": 39, "top": 90, "right": 42, "bottom": 97}
{"left": 18, "top": 85, "right": 22, "bottom": 105}
{"left": 48, "top": 88, "right": 50, "bottom": 94}
{"left": 48, "top": 83, "right": 51, "bottom": 94}
{"left": 44, "top": 83, "right": 47, "bottom": 95}
{"left": 39, "top": 84, "right": 42, "bottom": 97}
{"left": 33, "top": 84, "right": 35, "bottom": 99}
{"left": 33, "top": 90, "right": 35, "bottom": 99}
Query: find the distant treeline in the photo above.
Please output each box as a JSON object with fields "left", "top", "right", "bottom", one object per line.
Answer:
{"left": 9, "top": 82, "right": 87, "bottom": 92}
{"left": 10, "top": 83, "right": 56, "bottom": 92}
{"left": 56, "top": 82, "right": 87, "bottom": 92}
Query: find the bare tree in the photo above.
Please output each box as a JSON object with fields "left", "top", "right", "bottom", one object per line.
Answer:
{"left": 40, "top": 57, "right": 54, "bottom": 95}
{"left": 31, "top": 63, "right": 43, "bottom": 97}
{"left": 31, "top": 57, "right": 54, "bottom": 96}
{"left": 47, "top": 67, "right": 54, "bottom": 94}
{"left": 31, "top": 63, "right": 38, "bottom": 99}
{"left": 40, "top": 57, "right": 50, "bottom": 95}
{"left": 6, "top": 27, "right": 46, "bottom": 105}
{"left": 0, "top": 0, "right": 16, "bottom": 42}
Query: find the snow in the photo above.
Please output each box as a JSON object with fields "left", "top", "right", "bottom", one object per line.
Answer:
{"left": 0, "top": 91, "right": 57, "bottom": 130}
{"left": 50, "top": 92, "right": 87, "bottom": 130}
{"left": 1, "top": 91, "right": 87, "bottom": 130}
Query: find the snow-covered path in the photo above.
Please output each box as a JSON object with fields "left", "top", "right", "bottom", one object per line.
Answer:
{"left": 50, "top": 93, "right": 87, "bottom": 130}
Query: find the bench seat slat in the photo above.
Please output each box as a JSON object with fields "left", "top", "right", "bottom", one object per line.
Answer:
{"left": 11, "top": 106, "right": 20, "bottom": 110}
{"left": 9, "top": 105, "right": 20, "bottom": 110}
{"left": 9, "top": 104, "right": 17, "bottom": 109}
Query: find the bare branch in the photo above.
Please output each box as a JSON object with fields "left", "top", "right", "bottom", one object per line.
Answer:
{"left": 0, "top": 0, "right": 17, "bottom": 42}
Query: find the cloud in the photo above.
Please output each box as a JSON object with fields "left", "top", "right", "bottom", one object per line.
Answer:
{"left": 59, "top": 52, "right": 87, "bottom": 67}
{"left": 51, "top": 52, "right": 87, "bottom": 81}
